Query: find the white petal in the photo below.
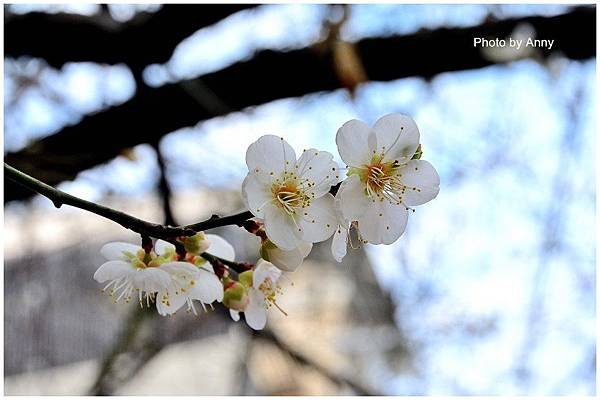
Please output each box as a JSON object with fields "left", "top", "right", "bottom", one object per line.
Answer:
{"left": 93, "top": 260, "right": 133, "bottom": 283}
{"left": 189, "top": 269, "right": 224, "bottom": 303}
{"left": 133, "top": 268, "right": 172, "bottom": 292}
{"left": 267, "top": 241, "right": 311, "bottom": 272}
{"left": 263, "top": 204, "right": 302, "bottom": 251}
{"left": 331, "top": 225, "right": 349, "bottom": 262}
{"left": 199, "top": 263, "right": 216, "bottom": 274}
{"left": 336, "top": 174, "right": 369, "bottom": 221}
{"left": 336, "top": 119, "right": 372, "bottom": 167}
{"left": 246, "top": 135, "right": 297, "bottom": 177}
{"left": 268, "top": 247, "right": 302, "bottom": 272}
{"left": 242, "top": 173, "right": 272, "bottom": 218}
{"left": 298, "top": 241, "right": 312, "bottom": 258}
{"left": 398, "top": 160, "right": 440, "bottom": 206}
{"left": 253, "top": 259, "right": 283, "bottom": 287}
{"left": 205, "top": 234, "right": 235, "bottom": 261}
{"left": 159, "top": 261, "right": 199, "bottom": 277}
{"left": 295, "top": 149, "right": 339, "bottom": 197}
{"left": 230, "top": 309, "right": 241, "bottom": 322}
{"left": 245, "top": 289, "right": 267, "bottom": 330}
{"left": 358, "top": 200, "right": 408, "bottom": 245}
{"left": 156, "top": 290, "right": 187, "bottom": 316}
{"left": 370, "top": 113, "right": 420, "bottom": 163}
{"left": 154, "top": 239, "right": 176, "bottom": 256}
{"left": 300, "top": 194, "right": 337, "bottom": 243}
{"left": 100, "top": 242, "right": 140, "bottom": 261}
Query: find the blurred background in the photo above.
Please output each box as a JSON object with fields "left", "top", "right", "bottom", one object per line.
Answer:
{"left": 3, "top": 3, "right": 596, "bottom": 396}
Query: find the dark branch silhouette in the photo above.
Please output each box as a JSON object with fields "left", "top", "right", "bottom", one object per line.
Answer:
{"left": 5, "top": 5, "right": 257, "bottom": 73}
{"left": 4, "top": 7, "right": 595, "bottom": 203}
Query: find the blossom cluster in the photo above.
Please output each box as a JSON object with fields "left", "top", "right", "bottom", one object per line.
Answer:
{"left": 94, "top": 113, "right": 439, "bottom": 330}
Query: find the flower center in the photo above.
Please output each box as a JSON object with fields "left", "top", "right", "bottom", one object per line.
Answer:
{"left": 355, "top": 155, "right": 421, "bottom": 205}
{"left": 271, "top": 180, "right": 310, "bottom": 216}
{"left": 259, "top": 278, "right": 287, "bottom": 316}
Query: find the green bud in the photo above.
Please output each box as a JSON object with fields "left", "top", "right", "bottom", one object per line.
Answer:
{"left": 223, "top": 281, "right": 249, "bottom": 311}
{"left": 184, "top": 232, "right": 209, "bottom": 255}
{"left": 238, "top": 270, "right": 254, "bottom": 288}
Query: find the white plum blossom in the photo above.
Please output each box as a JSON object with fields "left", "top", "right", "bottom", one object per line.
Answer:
{"left": 229, "top": 259, "right": 284, "bottom": 330}
{"left": 155, "top": 261, "right": 222, "bottom": 316}
{"left": 153, "top": 234, "right": 234, "bottom": 316}
{"left": 260, "top": 239, "right": 312, "bottom": 272}
{"left": 242, "top": 135, "right": 339, "bottom": 251}
{"left": 94, "top": 242, "right": 172, "bottom": 307}
{"left": 335, "top": 113, "right": 440, "bottom": 245}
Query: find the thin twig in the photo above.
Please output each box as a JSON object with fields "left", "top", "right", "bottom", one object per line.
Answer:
{"left": 4, "top": 162, "right": 252, "bottom": 240}
{"left": 186, "top": 210, "right": 254, "bottom": 231}
{"left": 5, "top": 162, "right": 342, "bottom": 238}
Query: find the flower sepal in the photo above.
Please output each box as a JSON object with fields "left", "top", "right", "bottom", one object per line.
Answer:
{"left": 223, "top": 279, "right": 250, "bottom": 311}
{"left": 238, "top": 270, "right": 254, "bottom": 288}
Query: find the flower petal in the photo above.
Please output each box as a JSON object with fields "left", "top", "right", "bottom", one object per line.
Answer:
{"left": 156, "top": 290, "right": 187, "bottom": 316}
{"left": 295, "top": 149, "right": 339, "bottom": 197}
{"left": 370, "top": 113, "right": 420, "bottom": 164}
{"left": 398, "top": 160, "right": 441, "bottom": 206}
{"left": 93, "top": 260, "right": 133, "bottom": 283}
{"left": 263, "top": 204, "right": 302, "bottom": 251}
{"left": 300, "top": 194, "right": 337, "bottom": 243}
{"left": 336, "top": 174, "right": 369, "bottom": 221}
{"left": 336, "top": 119, "right": 372, "bottom": 167}
{"left": 266, "top": 241, "right": 311, "bottom": 272}
{"left": 159, "top": 261, "right": 199, "bottom": 276}
{"left": 268, "top": 245, "right": 306, "bottom": 272}
{"left": 246, "top": 135, "right": 297, "bottom": 177}
{"left": 230, "top": 309, "right": 241, "bottom": 322}
{"left": 331, "top": 225, "right": 349, "bottom": 262}
{"left": 154, "top": 239, "right": 176, "bottom": 256}
{"left": 189, "top": 269, "right": 224, "bottom": 303}
{"left": 299, "top": 241, "right": 312, "bottom": 258}
{"left": 100, "top": 242, "right": 140, "bottom": 261}
{"left": 133, "top": 268, "right": 172, "bottom": 292}
{"left": 242, "top": 173, "right": 272, "bottom": 218}
{"left": 253, "top": 259, "right": 282, "bottom": 288}
{"left": 205, "top": 234, "right": 235, "bottom": 261}
{"left": 245, "top": 289, "right": 267, "bottom": 330}
{"left": 357, "top": 200, "right": 408, "bottom": 245}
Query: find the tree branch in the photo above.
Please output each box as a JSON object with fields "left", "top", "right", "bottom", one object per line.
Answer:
{"left": 4, "top": 162, "right": 254, "bottom": 242}
{"left": 4, "top": 162, "right": 196, "bottom": 239}
{"left": 5, "top": 5, "right": 257, "bottom": 72}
